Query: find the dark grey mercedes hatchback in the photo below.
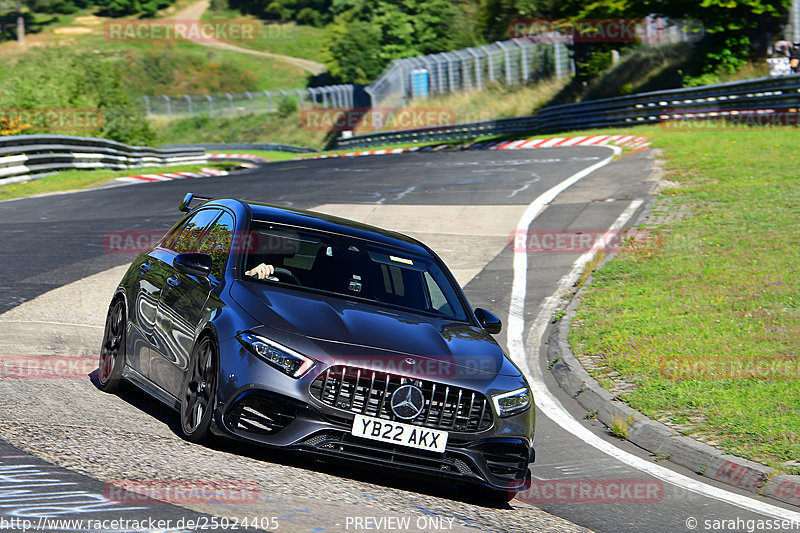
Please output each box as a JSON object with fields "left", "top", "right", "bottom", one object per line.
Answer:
{"left": 98, "top": 193, "right": 534, "bottom": 501}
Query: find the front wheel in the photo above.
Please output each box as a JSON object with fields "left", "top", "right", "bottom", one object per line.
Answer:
{"left": 180, "top": 336, "right": 217, "bottom": 443}
{"left": 98, "top": 299, "right": 126, "bottom": 393}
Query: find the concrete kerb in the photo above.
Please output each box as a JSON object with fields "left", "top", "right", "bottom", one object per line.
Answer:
{"left": 540, "top": 170, "right": 800, "bottom": 509}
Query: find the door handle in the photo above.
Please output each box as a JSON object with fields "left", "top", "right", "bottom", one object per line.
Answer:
{"left": 167, "top": 276, "right": 179, "bottom": 289}
{"left": 140, "top": 262, "right": 151, "bottom": 274}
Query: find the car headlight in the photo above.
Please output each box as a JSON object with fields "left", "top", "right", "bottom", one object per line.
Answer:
{"left": 492, "top": 387, "right": 532, "bottom": 417}
{"left": 237, "top": 332, "right": 315, "bottom": 378}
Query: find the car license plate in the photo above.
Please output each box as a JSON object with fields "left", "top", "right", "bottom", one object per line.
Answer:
{"left": 351, "top": 414, "right": 448, "bottom": 453}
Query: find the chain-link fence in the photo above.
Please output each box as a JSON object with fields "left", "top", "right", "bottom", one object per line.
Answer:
{"left": 144, "top": 17, "right": 703, "bottom": 119}
{"left": 144, "top": 86, "right": 356, "bottom": 120}
{"left": 365, "top": 40, "right": 572, "bottom": 109}
{"left": 365, "top": 17, "right": 702, "bottom": 108}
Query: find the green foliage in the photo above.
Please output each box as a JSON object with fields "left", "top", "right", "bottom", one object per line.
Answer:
{"left": 122, "top": 44, "right": 261, "bottom": 96}
{"left": 323, "top": 0, "right": 479, "bottom": 83}
{"left": 324, "top": 19, "right": 383, "bottom": 84}
{"left": 97, "top": 0, "right": 175, "bottom": 18}
{"left": 0, "top": 47, "right": 154, "bottom": 144}
{"left": 277, "top": 95, "right": 297, "bottom": 116}
{"left": 228, "top": 0, "right": 336, "bottom": 24}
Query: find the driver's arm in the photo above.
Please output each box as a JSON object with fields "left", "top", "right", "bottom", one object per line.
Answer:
{"left": 245, "top": 263, "right": 275, "bottom": 279}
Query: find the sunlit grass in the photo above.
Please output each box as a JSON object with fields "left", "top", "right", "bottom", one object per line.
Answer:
{"left": 569, "top": 125, "right": 800, "bottom": 471}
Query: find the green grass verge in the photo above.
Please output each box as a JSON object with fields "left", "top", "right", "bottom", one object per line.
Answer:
{"left": 202, "top": 9, "right": 325, "bottom": 63}
{"left": 568, "top": 125, "right": 800, "bottom": 472}
{"left": 0, "top": 12, "right": 311, "bottom": 94}
{"left": 0, "top": 162, "right": 230, "bottom": 201}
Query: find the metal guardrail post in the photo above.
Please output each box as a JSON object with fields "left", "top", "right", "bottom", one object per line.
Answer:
{"left": 496, "top": 41, "right": 512, "bottom": 86}
{"left": 482, "top": 45, "right": 496, "bottom": 83}
{"left": 183, "top": 95, "right": 193, "bottom": 118}
{"left": 162, "top": 95, "right": 172, "bottom": 118}
{"left": 264, "top": 90, "right": 273, "bottom": 113}
{"left": 435, "top": 54, "right": 446, "bottom": 94}
{"left": 515, "top": 39, "right": 529, "bottom": 82}
{"left": 143, "top": 96, "right": 151, "bottom": 117}
{"left": 446, "top": 53, "right": 457, "bottom": 94}
{"left": 204, "top": 94, "right": 214, "bottom": 118}
{"left": 554, "top": 42, "right": 563, "bottom": 79}
{"left": 468, "top": 48, "right": 482, "bottom": 91}
{"left": 225, "top": 93, "right": 234, "bottom": 115}
{"left": 245, "top": 91, "right": 254, "bottom": 114}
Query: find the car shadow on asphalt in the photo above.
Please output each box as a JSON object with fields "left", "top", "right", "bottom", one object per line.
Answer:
{"left": 89, "top": 370, "right": 514, "bottom": 509}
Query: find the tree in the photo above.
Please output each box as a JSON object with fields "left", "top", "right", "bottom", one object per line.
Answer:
{"left": 324, "top": 19, "right": 383, "bottom": 83}
{"left": 0, "top": 0, "right": 28, "bottom": 43}
{"left": 323, "top": 0, "right": 480, "bottom": 83}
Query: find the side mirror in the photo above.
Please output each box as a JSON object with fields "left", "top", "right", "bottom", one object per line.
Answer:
{"left": 474, "top": 308, "right": 502, "bottom": 334}
{"left": 174, "top": 252, "right": 212, "bottom": 278}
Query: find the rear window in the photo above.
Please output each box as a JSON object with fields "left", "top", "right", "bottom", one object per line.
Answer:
{"left": 242, "top": 221, "right": 468, "bottom": 322}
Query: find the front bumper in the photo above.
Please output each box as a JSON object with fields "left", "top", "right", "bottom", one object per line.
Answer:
{"left": 212, "top": 337, "right": 535, "bottom": 491}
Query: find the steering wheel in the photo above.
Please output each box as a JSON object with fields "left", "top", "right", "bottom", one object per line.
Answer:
{"left": 273, "top": 267, "right": 301, "bottom": 286}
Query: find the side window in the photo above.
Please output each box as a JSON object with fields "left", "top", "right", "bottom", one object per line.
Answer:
{"left": 424, "top": 271, "right": 451, "bottom": 315}
{"left": 198, "top": 212, "right": 235, "bottom": 279}
{"left": 167, "top": 210, "right": 220, "bottom": 254}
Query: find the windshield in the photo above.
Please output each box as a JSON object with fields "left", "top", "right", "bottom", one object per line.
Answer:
{"left": 241, "top": 221, "right": 469, "bottom": 322}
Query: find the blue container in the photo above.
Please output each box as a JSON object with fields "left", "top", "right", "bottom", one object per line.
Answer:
{"left": 411, "top": 69, "right": 430, "bottom": 98}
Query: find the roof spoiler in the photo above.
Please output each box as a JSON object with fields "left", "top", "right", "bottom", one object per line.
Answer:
{"left": 178, "top": 193, "right": 213, "bottom": 212}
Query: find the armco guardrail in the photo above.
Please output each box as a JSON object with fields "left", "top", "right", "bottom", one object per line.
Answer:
{"left": 162, "top": 142, "right": 317, "bottom": 154}
{"left": 0, "top": 135, "right": 207, "bottom": 185}
{"left": 337, "top": 74, "right": 800, "bottom": 148}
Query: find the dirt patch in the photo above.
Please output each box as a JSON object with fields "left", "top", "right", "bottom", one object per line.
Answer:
{"left": 73, "top": 15, "right": 104, "bottom": 26}
{"left": 54, "top": 27, "right": 93, "bottom": 35}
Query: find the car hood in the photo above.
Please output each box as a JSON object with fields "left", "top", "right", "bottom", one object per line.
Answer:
{"left": 231, "top": 281, "right": 521, "bottom": 378}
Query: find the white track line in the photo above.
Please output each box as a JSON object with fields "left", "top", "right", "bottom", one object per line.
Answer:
{"left": 508, "top": 146, "right": 800, "bottom": 520}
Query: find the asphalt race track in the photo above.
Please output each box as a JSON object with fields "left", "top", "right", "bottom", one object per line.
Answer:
{"left": 0, "top": 148, "right": 797, "bottom": 532}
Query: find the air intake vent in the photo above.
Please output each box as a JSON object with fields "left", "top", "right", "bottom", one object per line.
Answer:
{"left": 225, "top": 395, "right": 295, "bottom": 435}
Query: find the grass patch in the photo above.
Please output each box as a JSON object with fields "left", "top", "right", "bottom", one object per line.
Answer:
{"left": 569, "top": 125, "right": 800, "bottom": 470}
{"left": 154, "top": 112, "right": 330, "bottom": 149}
{"left": 400, "top": 78, "right": 569, "bottom": 125}
{"left": 610, "top": 413, "right": 635, "bottom": 439}
{"left": 0, "top": 12, "right": 311, "bottom": 94}
{"left": 0, "top": 162, "right": 228, "bottom": 201}
{"left": 201, "top": 9, "right": 325, "bottom": 63}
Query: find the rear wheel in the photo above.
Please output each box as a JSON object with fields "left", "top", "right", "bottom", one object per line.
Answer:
{"left": 98, "top": 299, "right": 126, "bottom": 393}
{"left": 180, "top": 335, "right": 217, "bottom": 443}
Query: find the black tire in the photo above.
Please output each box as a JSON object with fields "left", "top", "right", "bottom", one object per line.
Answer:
{"left": 98, "top": 299, "right": 126, "bottom": 393}
{"left": 180, "top": 335, "right": 217, "bottom": 443}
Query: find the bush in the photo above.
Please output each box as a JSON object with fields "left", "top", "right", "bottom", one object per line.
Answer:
{"left": 277, "top": 96, "right": 297, "bottom": 116}
{"left": 0, "top": 47, "right": 154, "bottom": 144}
